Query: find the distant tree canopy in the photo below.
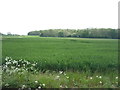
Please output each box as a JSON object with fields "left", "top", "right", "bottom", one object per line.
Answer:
{"left": 0, "top": 32, "right": 20, "bottom": 36}
{"left": 0, "top": 32, "right": 4, "bottom": 36}
{"left": 28, "top": 28, "right": 119, "bottom": 39}
{"left": 0, "top": 32, "right": 2, "bottom": 35}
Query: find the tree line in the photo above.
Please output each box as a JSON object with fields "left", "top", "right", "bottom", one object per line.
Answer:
{"left": 0, "top": 32, "right": 20, "bottom": 36}
{"left": 28, "top": 28, "right": 119, "bottom": 39}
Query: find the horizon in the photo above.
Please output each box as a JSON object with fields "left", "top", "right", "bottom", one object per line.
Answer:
{"left": 1, "top": 28, "right": 118, "bottom": 35}
{"left": 0, "top": 0, "right": 119, "bottom": 35}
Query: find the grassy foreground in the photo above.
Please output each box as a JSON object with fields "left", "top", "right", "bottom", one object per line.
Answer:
{"left": 2, "top": 57, "right": 118, "bottom": 88}
{"left": 2, "top": 36, "right": 119, "bottom": 88}
{"left": 3, "top": 70, "right": 118, "bottom": 88}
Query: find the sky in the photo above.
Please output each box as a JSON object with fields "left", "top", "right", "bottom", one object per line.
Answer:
{"left": 0, "top": 0, "right": 119, "bottom": 35}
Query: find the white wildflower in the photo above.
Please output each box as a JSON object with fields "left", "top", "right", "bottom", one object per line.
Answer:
{"left": 65, "top": 85, "right": 68, "bottom": 88}
{"left": 116, "top": 77, "right": 118, "bottom": 79}
{"left": 23, "top": 64, "right": 25, "bottom": 67}
{"left": 55, "top": 76, "right": 60, "bottom": 79}
{"left": 32, "top": 64, "right": 36, "bottom": 66}
{"left": 66, "top": 76, "right": 69, "bottom": 79}
{"left": 35, "top": 81, "right": 38, "bottom": 84}
{"left": 90, "top": 77, "right": 93, "bottom": 79}
{"left": 59, "top": 71, "right": 63, "bottom": 74}
{"left": 4, "top": 65, "right": 8, "bottom": 68}
{"left": 39, "top": 84, "right": 42, "bottom": 86}
{"left": 8, "top": 60, "right": 11, "bottom": 63}
{"left": 55, "top": 75, "right": 60, "bottom": 80}
{"left": 18, "top": 68, "right": 21, "bottom": 71}
{"left": 15, "top": 68, "right": 18, "bottom": 70}
{"left": 96, "top": 76, "right": 98, "bottom": 78}
{"left": 11, "top": 66, "right": 15, "bottom": 69}
{"left": 13, "top": 60, "right": 18, "bottom": 64}
{"left": 99, "top": 81, "right": 102, "bottom": 84}
{"left": 26, "top": 61, "right": 30, "bottom": 64}
{"left": 22, "top": 85, "right": 26, "bottom": 89}
{"left": 18, "top": 65, "right": 20, "bottom": 67}
{"left": 38, "top": 86, "right": 41, "bottom": 89}
{"left": 5, "top": 83, "right": 9, "bottom": 87}
{"left": 19, "top": 59, "right": 22, "bottom": 62}
{"left": 57, "top": 76, "right": 60, "bottom": 78}
{"left": 99, "top": 76, "right": 102, "bottom": 79}
{"left": 6, "top": 62, "right": 11, "bottom": 65}
{"left": 5, "top": 57, "right": 8, "bottom": 61}
{"left": 60, "top": 85, "right": 63, "bottom": 88}
{"left": 42, "top": 84, "right": 45, "bottom": 87}
{"left": 30, "top": 67, "right": 33, "bottom": 70}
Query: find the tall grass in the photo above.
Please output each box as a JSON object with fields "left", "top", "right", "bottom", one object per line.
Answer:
{"left": 2, "top": 57, "right": 118, "bottom": 88}
{"left": 2, "top": 36, "right": 119, "bottom": 88}
{"left": 2, "top": 36, "right": 118, "bottom": 72}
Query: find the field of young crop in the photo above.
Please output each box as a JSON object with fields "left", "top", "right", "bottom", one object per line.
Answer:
{"left": 2, "top": 36, "right": 119, "bottom": 88}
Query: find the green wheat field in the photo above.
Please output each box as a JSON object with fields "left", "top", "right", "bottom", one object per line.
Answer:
{"left": 2, "top": 36, "right": 119, "bottom": 88}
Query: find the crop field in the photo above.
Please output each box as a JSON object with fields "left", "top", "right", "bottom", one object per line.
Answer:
{"left": 2, "top": 36, "right": 119, "bottom": 88}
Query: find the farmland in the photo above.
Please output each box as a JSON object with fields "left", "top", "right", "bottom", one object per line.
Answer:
{"left": 2, "top": 36, "right": 119, "bottom": 88}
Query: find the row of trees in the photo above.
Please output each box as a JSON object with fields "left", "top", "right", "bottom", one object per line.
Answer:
{"left": 28, "top": 28, "right": 119, "bottom": 39}
{"left": 0, "top": 32, "right": 3, "bottom": 35}
{"left": 0, "top": 32, "right": 20, "bottom": 36}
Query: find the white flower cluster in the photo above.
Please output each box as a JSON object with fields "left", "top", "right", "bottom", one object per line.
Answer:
{"left": 2, "top": 57, "right": 38, "bottom": 74}
{"left": 37, "top": 83, "right": 46, "bottom": 89}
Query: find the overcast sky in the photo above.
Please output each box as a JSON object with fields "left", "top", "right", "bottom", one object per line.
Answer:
{"left": 0, "top": 0, "right": 119, "bottom": 35}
